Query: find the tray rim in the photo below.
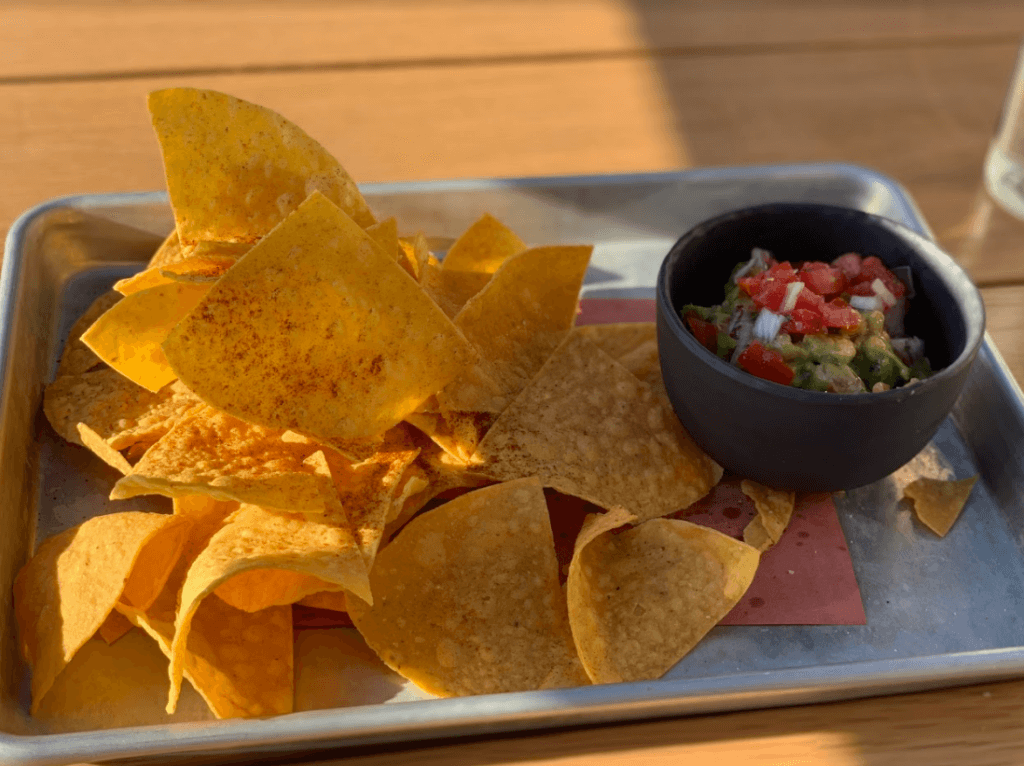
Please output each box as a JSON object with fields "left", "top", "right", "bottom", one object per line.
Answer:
{"left": 1, "top": 161, "right": 1016, "bottom": 766}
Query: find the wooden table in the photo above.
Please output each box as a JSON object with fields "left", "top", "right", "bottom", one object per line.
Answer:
{"left": 5, "top": 2, "right": 1024, "bottom": 764}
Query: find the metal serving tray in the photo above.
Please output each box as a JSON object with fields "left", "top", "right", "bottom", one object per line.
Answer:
{"left": 2, "top": 163, "right": 1022, "bottom": 766}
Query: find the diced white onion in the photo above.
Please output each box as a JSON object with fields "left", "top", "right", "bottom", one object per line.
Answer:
{"left": 871, "top": 278, "right": 897, "bottom": 308}
{"left": 752, "top": 309, "right": 785, "bottom": 342}
{"left": 780, "top": 281, "right": 804, "bottom": 313}
{"left": 732, "top": 247, "right": 772, "bottom": 282}
{"left": 849, "top": 295, "right": 883, "bottom": 311}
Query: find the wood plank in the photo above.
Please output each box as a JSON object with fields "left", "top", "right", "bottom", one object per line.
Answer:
{"left": 5, "top": 0, "right": 1024, "bottom": 81}
{"left": 2, "top": 44, "right": 1019, "bottom": 283}
{"left": 981, "top": 283, "right": 1024, "bottom": 384}
{"left": 277, "top": 677, "right": 1023, "bottom": 766}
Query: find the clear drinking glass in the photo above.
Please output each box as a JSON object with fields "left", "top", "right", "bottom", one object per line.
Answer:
{"left": 985, "top": 43, "right": 1024, "bottom": 220}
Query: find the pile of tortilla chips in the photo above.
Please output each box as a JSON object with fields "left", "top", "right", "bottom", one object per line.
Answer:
{"left": 20, "top": 87, "right": 774, "bottom": 724}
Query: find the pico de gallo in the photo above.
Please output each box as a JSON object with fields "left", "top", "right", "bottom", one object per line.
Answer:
{"left": 681, "top": 248, "right": 932, "bottom": 393}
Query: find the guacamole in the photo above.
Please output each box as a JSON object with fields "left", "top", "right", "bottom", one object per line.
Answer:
{"left": 682, "top": 249, "right": 932, "bottom": 393}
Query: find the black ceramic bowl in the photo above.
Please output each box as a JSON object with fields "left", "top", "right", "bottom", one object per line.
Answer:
{"left": 656, "top": 203, "right": 986, "bottom": 492}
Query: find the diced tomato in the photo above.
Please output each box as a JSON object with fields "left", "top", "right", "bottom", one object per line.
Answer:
{"left": 793, "top": 287, "right": 826, "bottom": 313}
{"left": 798, "top": 263, "right": 845, "bottom": 296}
{"left": 685, "top": 312, "right": 719, "bottom": 353}
{"left": 857, "top": 256, "right": 907, "bottom": 298}
{"left": 819, "top": 298, "right": 862, "bottom": 331}
{"left": 736, "top": 342, "right": 794, "bottom": 386}
{"left": 737, "top": 274, "right": 762, "bottom": 297}
{"left": 751, "top": 279, "right": 792, "bottom": 312}
{"left": 765, "top": 261, "right": 797, "bottom": 281}
{"left": 833, "top": 252, "right": 863, "bottom": 281}
{"left": 847, "top": 280, "right": 877, "bottom": 296}
{"left": 781, "top": 308, "right": 824, "bottom": 335}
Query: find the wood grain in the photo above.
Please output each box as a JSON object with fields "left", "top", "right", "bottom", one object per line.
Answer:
{"left": 3, "top": 42, "right": 1021, "bottom": 283}
{"left": 5, "top": 0, "right": 1024, "bottom": 81}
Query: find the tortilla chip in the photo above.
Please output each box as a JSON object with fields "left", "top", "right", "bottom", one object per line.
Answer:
{"left": 110, "top": 405, "right": 334, "bottom": 513}
{"left": 419, "top": 214, "right": 525, "bottom": 318}
{"left": 166, "top": 504, "right": 369, "bottom": 713}
{"left": 399, "top": 232, "right": 431, "bottom": 281}
{"left": 442, "top": 213, "right": 526, "bottom": 276}
{"left": 348, "top": 477, "right": 587, "bottom": 696}
{"left": 148, "top": 229, "right": 184, "bottom": 269}
{"left": 148, "top": 87, "right": 375, "bottom": 244}
{"left": 366, "top": 216, "right": 403, "bottom": 261}
{"left": 315, "top": 426, "right": 421, "bottom": 565}
{"left": 473, "top": 332, "right": 722, "bottom": 521}
{"left": 740, "top": 480, "right": 796, "bottom": 551}
{"left": 574, "top": 323, "right": 660, "bottom": 386}
{"left": 114, "top": 496, "right": 295, "bottom": 720}
{"left": 180, "top": 240, "right": 253, "bottom": 261}
{"left": 55, "top": 291, "right": 122, "bottom": 378}
{"left": 421, "top": 261, "right": 489, "bottom": 320}
{"left": 34, "top": 629, "right": 214, "bottom": 732}
{"left": 81, "top": 281, "right": 211, "bottom": 393}
{"left": 296, "top": 590, "right": 349, "bottom": 612}
{"left": 113, "top": 268, "right": 173, "bottom": 296}
{"left": 405, "top": 410, "right": 496, "bottom": 464}
{"left": 115, "top": 254, "right": 238, "bottom": 295}
{"left": 44, "top": 369, "right": 201, "bottom": 451}
{"left": 163, "top": 192, "right": 476, "bottom": 442}
{"left": 76, "top": 423, "right": 132, "bottom": 475}
{"left": 439, "top": 245, "right": 593, "bottom": 413}
{"left": 567, "top": 513, "right": 759, "bottom": 683}
{"left": 96, "top": 611, "right": 134, "bottom": 645}
{"left": 13, "top": 511, "right": 189, "bottom": 713}
{"left": 214, "top": 569, "right": 343, "bottom": 612}
{"left": 904, "top": 475, "right": 979, "bottom": 537}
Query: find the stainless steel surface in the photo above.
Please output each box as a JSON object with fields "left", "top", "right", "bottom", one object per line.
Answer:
{"left": 1, "top": 163, "right": 1018, "bottom": 766}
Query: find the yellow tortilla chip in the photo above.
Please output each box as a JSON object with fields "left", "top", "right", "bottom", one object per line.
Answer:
{"left": 404, "top": 409, "right": 496, "bottom": 464}
{"left": 315, "top": 426, "right": 421, "bottom": 565}
{"left": 419, "top": 214, "right": 525, "bottom": 318}
{"left": 113, "top": 268, "right": 173, "bottom": 296}
{"left": 348, "top": 477, "right": 587, "bottom": 696}
{"left": 76, "top": 423, "right": 132, "bottom": 475}
{"left": 398, "top": 232, "right": 431, "bottom": 281}
{"left": 567, "top": 513, "right": 759, "bottom": 683}
{"left": 740, "top": 480, "right": 796, "bottom": 552}
{"left": 13, "top": 511, "right": 190, "bottom": 713}
{"left": 473, "top": 332, "right": 722, "bottom": 521}
{"left": 148, "top": 87, "right": 375, "bottom": 244}
{"left": 439, "top": 245, "right": 592, "bottom": 413}
{"left": 442, "top": 213, "right": 526, "bottom": 275}
{"left": 116, "top": 497, "right": 304, "bottom": 720}
{"left": 34, "top": 629, "right": 214, "bottom": 732}
{"left": 296, "top": 590, "right": 349, "bottom": 612}
{"left": 179, "top": 240, "right": 253, "bottom": 260}
{"left": 55, "top": 291, "right": 122, "bottom": 378}
{"left": 148, "top": 229, "right": 184, "bottom": 269}
{"left": 904, "top": 475, "right": 979, "bottom": 537}
{"left": 81, "top": 281, "right": 211, "bottom": 393}
{"left": 110, "top": 405, "right": 334, "bottom": 513}
{"left": 214, "top": 569, "right": 343, "bottom": 612}
{"left": 96, "top": 611, "right": 134, "bottom": 645}
{"left": 574, "top": 323, "right": 661, "bottom": 386}
{"left": 167, "top": 503, "right": 370, "bottom": 713}
{"left": 115, "top": 254, "right": 238, "bottom": 295}
{"left": 163, "top": 192, "right": 476, "bottom": 442}
{"left": 44, "top": 369, "right": 201, "bottom": 450}
{"left": 366, "top": 217, "right": 403, "bottom": 261}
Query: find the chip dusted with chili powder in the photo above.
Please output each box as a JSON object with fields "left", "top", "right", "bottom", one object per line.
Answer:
{"left": 162, "top": 192, "right": 476, "bottom": 443}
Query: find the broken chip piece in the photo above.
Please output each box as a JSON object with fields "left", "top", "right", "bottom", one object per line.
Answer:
{"left": 904, "top": 475, "right": 979, "bottom": 537}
